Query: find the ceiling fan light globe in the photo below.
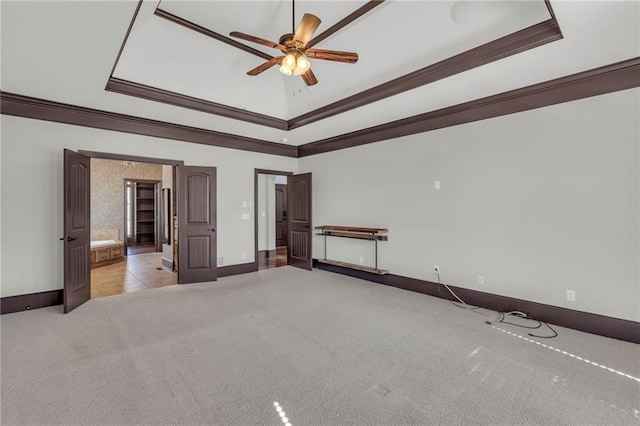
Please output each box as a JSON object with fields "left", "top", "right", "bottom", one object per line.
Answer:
{"left": 279, "top": 65, "right": 294, "bottom": 76}
{"left": 284, "top": 53, "right": 296, "bottom": 67}
{"left": 280, "top": 53, "right": 297, "bottom": 75}
{"left": 293, "top": 55, "right": 311, "bottom": 76}
{"left": 298, "top": 56, "right": 310, "bottom": 69}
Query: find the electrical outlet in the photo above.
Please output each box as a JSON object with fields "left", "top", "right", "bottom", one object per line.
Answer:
{"left": 217, "top": 257, "right": 224, "bottom": 266}
{"left": 566, "top": 289, "right": 576, "bottom": 301}
{"left": 477, "top": 275, "right": 484, "bottom": 285}
{"left": 241, "top": 252, "right": 247, "bottom": 260}
{"left": 358, "top": 256, "right": 364, "bottom": 264}
{"left": 435, "top": 180, "right": 441, "bottom": 190}
{"left": 434, "top": 265, "right": 440, "bottom": 273}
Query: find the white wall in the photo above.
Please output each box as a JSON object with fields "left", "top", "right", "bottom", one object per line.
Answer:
{"left": 299, "top": 89, "right": 640, "bottom": 322}
{"left": 0, "top": 116, "right": 296, "bottom": 297}
{"left": 1, "top": 90, "right": 638, "bottom": 322}
{"left": 257, "top": 174, "right": 276, "bottom": 251}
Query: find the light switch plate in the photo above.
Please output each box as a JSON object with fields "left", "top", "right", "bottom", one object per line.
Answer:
{"left": 241, "top": 213, "right": 250, "bottom": 220}
{"left": 435, "top": 180, "right": 441, "bottom": 190}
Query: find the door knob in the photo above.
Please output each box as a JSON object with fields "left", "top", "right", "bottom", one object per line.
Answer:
{"left": 67, "top": 236, "right": 78, "bottom": 242}
{"left": 210, "top": 228, "right": 216, "bottom": 232}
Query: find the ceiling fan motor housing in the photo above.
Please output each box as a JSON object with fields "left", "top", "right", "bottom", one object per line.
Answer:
{"left": 279, "top": 33, "right": 294, "bottom": 45}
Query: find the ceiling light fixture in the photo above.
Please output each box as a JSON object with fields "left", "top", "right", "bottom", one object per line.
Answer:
{"left": 279, "top": 2, "right": 312, "bottom": 77}
{"left": 279, "top": 49, "right": 311, "bottom": 76}
{"left": 229, "top": 0, "right": 358, "bottom": 86}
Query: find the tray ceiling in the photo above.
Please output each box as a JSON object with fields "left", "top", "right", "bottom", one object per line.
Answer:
{"left": 1, "top": 1, "right": 638, "bottom": 149}
{"left": 113, "top": 1, "right": 550, "bottom": 119}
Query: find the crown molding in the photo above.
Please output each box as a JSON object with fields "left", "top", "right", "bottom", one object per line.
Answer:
{"left": 154, "top": 8, "right": 273, "bottom": 61}
{"left": 298, "top": 57, "right": 640, "bottom": 157}
{"left": 288, "top": 17, "right": 562, "bottom": 130}
{"left": 3, "top": 58, "right": 637, "bottom": 159}
{"left": 0, "top": 92, "right": 297, "bottom": 157}
{"left": 307, "top": 1, "right": 386, "bottom": 49}
{"left": 106, "top": 77, "right": 288, "bottom": 130}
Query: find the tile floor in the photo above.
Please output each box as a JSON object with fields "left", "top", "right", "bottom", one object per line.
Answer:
{"left": 91, "top": 252, "right": 177, "bottom": 298}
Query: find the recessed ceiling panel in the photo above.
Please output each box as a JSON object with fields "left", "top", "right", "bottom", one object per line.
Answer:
{"left": 112, "top": 0, "right": 550, "bottom": 120}
{"left": 287, "top": 0, "right": 551, "bottom": 115}
{"left": 113, "top": 14, "right": 291, "bottom": 118}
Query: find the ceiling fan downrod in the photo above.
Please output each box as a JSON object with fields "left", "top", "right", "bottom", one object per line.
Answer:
{"left": 292, "top": 0, "right": 295, "bottom": 35}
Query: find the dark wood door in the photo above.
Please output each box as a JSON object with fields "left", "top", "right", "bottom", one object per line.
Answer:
{"left": 63, "top": 149, "right": 91, "bottom": 313}
{"left": 287, "top": 173, "right": 312, "bottom": 270}
{"left": 275, "top": 184, "right": 287, "bottom": 247}
{"left": 177, "top": 166, "right": 217, "bottom": 284}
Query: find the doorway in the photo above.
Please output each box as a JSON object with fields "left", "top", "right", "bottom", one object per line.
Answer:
{"left": 64, "top": 150, "right": 219, "bottom": 312}
{"left": 253, "top": 169, "right": 313, "bottom": 272}
{"left": 124, "top": 178, "right": 161, "bottom": 256}
{"left": 256, "top": 172, "right": 290, "bottom": 270}
{"left": 90, "top": 158, "right": 176, "bottom": 298}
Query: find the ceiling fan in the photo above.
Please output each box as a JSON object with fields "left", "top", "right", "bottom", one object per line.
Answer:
{"left": 229, "top": 1, "right": 359, "bottom": 86}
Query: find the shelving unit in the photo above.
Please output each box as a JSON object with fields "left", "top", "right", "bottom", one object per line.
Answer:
{"left": 134, "top": 182, "right": 157, "bottom": 245}
{"left": 315, "top": 226, "right": 389, "bottom": 275}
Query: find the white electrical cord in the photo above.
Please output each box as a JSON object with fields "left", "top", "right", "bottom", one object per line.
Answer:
{"left": 436, "top": 271, "right": 466, "bottom": 304}
{"left": 436, "top": 271, "right": 492, "bottom": 318}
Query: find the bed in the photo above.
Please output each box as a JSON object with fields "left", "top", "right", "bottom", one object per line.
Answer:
{"left": 90, "top": 229, "right": 124, "bottom": 267}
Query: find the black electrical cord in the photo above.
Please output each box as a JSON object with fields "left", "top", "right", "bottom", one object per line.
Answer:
{"left": 498, "top": 311, "right": 558, "bottom": 339}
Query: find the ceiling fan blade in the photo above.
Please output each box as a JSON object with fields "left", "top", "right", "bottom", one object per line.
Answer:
{"left": 293, "top": 14, "right": 321, "bottom": 47}
{"left": 305, "top": 49, "right": 358, "bottom": 64}
{"left": 301, "top": 69, "right": 318, "bottom": 86}
{"left": 230, "top": 31, "right": 286, "bottom": 51}
{"left": 247, "top": 56, "right": 284, "bottom": 76}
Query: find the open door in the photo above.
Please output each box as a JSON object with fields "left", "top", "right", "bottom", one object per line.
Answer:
{"left": 63, "top": 149, "right": 91, "bottom": 313}
{"left": 287, "top": 173, "right": 312, "bottom": 270}
{"left": 177, "top": 166, "right": 217, "bottom": 284}
{"left": 275, "top": 184, "right": 287, "bottom": 247}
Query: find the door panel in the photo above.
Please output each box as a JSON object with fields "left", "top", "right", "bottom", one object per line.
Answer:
{"left": 275, "top": 184, "right": 287, "bottom": 247}
{"left": 177, "top": 166, "right": 217, "bottom": 284}
{"left": 187, "top": 236, "right": 211, "bottom": 269}
{"left": 287, "top": 173, "right": 312, "bottom": 270}
{"left": 63, "top": 149, "right": 91, "bottom": 313}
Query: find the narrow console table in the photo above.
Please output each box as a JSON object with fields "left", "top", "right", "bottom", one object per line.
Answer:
{"left": 315, "top": 226, "right": 389, "bottom": 275}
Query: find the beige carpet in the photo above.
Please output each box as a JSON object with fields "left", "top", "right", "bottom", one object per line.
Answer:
{"left": 2, "top": 267, "right": 639, "bottom": 425}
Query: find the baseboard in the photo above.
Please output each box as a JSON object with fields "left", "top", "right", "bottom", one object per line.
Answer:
{"left": 1, "top": 290, "right": 63, "bottom": 315}
{"left": 218, "top": 262, "right": 257, "bottom": 278}
{"left": 1, "top": 263, "right": 256, "bottom": 313}
{"left": 161, "top": 257, "right": 174, "bottom": 272}
{"left": 313, "top": 260, "right": 640, "bottom": 344}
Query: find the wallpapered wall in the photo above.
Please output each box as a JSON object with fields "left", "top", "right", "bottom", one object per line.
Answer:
{"left": 91, "top": 159, "right": 162, "bottom": 241}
